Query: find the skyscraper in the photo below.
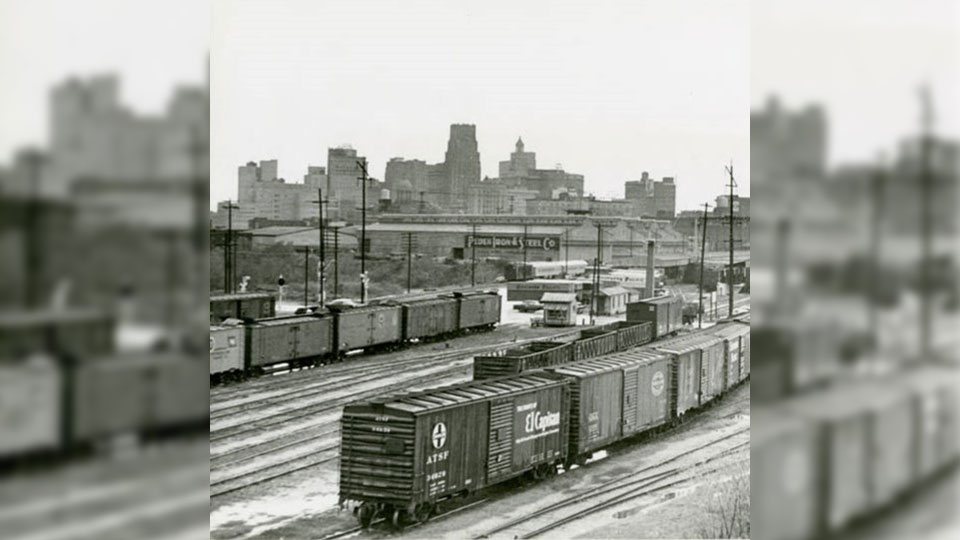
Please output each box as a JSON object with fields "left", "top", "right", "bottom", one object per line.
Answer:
{"left": 443, "top": 124, "right": 481, "bottom": 209}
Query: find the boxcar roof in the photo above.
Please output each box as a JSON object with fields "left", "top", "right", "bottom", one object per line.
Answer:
{"left": 210, "top": 292, "right": 275, "bottom": 301}
{"left": 0, "top": 308, "right": 111, "bottom": 326}
{"left": 709, "top": 322, "right": 750, "bottom": 339}
{"left": 655, "top": 333, "right": 723, "bottom": 354}
{"left": 364, "top": 373, "right": 563, "bottom": 414}
{"left": 251, "top": 315, "right": 324, "bottom": 327}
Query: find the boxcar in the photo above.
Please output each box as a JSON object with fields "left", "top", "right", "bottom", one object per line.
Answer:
{"left": 0, "top": 355, "right": 62, "bottom": 459}
{"left": 709, "top": 321, "right": 750, "bottom": 387}
{"left": 654, "top": 337, "right": 703, "bottom": 416}
{"left": 0, "top": 309, "right": 115, "bottom": 360}
{"left": 210, "top": 292, "right": 276, "bottom": 323}
{"left": 473, "top": 341, "right": 574, "bottom": 380}
{"left": 336, "top": 305, "right": 403, "bottom": 354}
{"left": 549, "top": 349, "right": 674, "bottom": 465}
{"left": 752, "top": 321, "right": 842, "bottom": 403}
{"left": 752, "top": 406, "right": 822, "bottom": 540}
{"left": 456, "top": 291, "right": 501, "bottom": 331}
{"left": 339, "top": 374, "right": 570, "bottom": 527}
{"left": 401, "top": 297, "right": 459, "bottom": 341}
{"left": 855, "top": 380, "right": 915, "bottom": 508}
{"left": 573, "top": 329, "right": 618, "bottom": 362}
{"left": 210, "top": 324, "right": 245, "bottom": 376}
{"left": 626, "top": 296, "right": 683, "bottom": 340}
{"left": 246, "top": 315, "right": 334, "bottom": 368}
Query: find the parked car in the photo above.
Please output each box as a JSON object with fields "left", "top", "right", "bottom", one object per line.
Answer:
{"left": 515, "top": 300, "right": 543, "bottom": 312}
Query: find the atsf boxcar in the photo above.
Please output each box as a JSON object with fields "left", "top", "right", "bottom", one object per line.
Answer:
{"left": 339, "top": 374, "right": 569, "bottom": 527}
{"left": 626, "top": 296, "right": 683, "bottom": 340}
{"left": 0, "top": 355, "right": 62, "bottom": 459}
{"left": 654, "top": 337, "right": 703, "bottom": 416}
{"left": 210, "top": 292, "right": 276, "bottom": 323}
{"left": 473, "top": 341, "right": 574, "bottom": 380}
{"left": 336, "top": 305, "right": 403, "bottom": 354}
{"left": 401, "top": 297, "right": 459, "bottom": 341}
{"left": 210, "top": 324, "right": 245, "bottom": 377}
{"left": 246, "top": 315, "right": 334, "bottom": 368}
{"left": 455, "top": 291, "right": 501, "bottom": 331}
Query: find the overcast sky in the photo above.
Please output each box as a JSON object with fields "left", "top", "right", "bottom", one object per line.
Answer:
{"left": 211, "top": 0, "right": 750, "bottom": 211}
{"left": 0, "top": 1, "right": 209, "bottom": 159}
{"left": 752, "top": 0, "right": 959, "bottom": 167}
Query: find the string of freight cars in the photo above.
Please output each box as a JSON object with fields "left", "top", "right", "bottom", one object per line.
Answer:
{"left": 337, "top": 308, "right": 751, "bottom": 529}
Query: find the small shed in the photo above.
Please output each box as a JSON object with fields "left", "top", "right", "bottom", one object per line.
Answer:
{"left": 596, "top": 286, "right": 630, "bottom": 315}
{"left": 541, "top": 292, "right": 578, "bottom": 327}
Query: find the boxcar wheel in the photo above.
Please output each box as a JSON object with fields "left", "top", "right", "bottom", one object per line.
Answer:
{"left": 390, "top": 508, "right": 403, "bottom": 529}
{"left": 415, "top": 503, "right": 434, "bottom": 523}
{"left": 358, "top": 503, "right": 375, "bottom": 528}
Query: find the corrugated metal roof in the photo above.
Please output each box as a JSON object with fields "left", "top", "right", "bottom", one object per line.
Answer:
{"left": 373, "top": 373, "right": 563, "bottom": 413}
{"left": 541, "top": 292, "right": 578, "bottom": 303}
{"left": 251, "top": 315, "right": 325, "bottom": 327}
{"left": 655, "top": 333, "right": 722, "bottom": 354}
{"left": 598, "top": 286, "right": 630, "bottom": 296}
{"left": 248, "top": 226, "right": 315, "bottom": 236}
{"left": 366, "top": 222, "right": 569, "bottom": 235}
{"left": 710, "top": 321, "right": 750, "bottom": 339}
{"left": 553, "top": 348, "right": 670, "bottom": 377}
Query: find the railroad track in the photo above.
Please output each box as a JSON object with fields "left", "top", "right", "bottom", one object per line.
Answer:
{"left": 473, "top": 427, "right": 750, "bottom": 539}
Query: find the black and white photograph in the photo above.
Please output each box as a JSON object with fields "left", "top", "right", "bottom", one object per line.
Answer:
{"left": 208, "top": 1, "right": 750, "bottom": 538}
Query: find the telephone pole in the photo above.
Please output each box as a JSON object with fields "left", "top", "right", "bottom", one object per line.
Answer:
{"left": 223, "top": 200, "right": 239, "bottom": 293}
{"left": 301, "top": 247, "right": 310, "bottom": 307}
{"left": 310, "top": 189, "right": 329, "bottom": 306}
{"left": 471, "top": 223, "right": 477, "bottom": 286}
{"left": 407, "top": 232, "right": 414, "bottom": 293}
{"left": 919, "top": 87, "right": 934, "bottom": 358}
{"left": 357, "top": 160, "right": 369, "bottom": 303}
{"left": 725, "top": 163, "right": 737, "bottom": 318}
{"left": 698, "top": 203, "right": 709, "bottom": 328}
{"left": 590, "top": 222, "right": 602, "bottom": 325}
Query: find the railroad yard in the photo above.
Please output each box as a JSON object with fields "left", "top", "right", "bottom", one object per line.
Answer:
{"left": 209, "top": 289, "right": 752, "bottom": 540}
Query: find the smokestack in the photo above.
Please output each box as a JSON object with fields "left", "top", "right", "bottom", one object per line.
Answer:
{"left": 646, "top": 240, "right": 656, "bottom": 299}
{"left": 775, "top": 220, "right": 790, "bottom": 318}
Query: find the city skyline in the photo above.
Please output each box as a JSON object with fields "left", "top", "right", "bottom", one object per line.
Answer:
{"left": 211, "top": 0, "right": 750, "bottom": 213}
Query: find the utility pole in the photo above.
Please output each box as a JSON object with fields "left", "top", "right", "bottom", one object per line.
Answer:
{"left": 725, "top": 163, "right": 737, "bottom": 318}
{"left": 332, "top": 225, "right": 340, "bottom": 297}
{"left": 301, "top": 247, "right": 309, "bottom": 307}
{"left": 522, "top": 224, "right": 529, "bottom": 279}
{"left": 869, "top": 155, "right": 886, "bottom": 351}
{"left": 223, "top": 200, "right": 239, "bottom": 293}
{"left": 698, "top": 203, "right": 709, "bottom": 328}
{"left": 311, "top": 189, "right": 328, "bottom": 306}
{"left": 471, "top": 223, "right": 477, "bottom": 287}
{"left": 407, "top": 232, "right": 413, "bottom": 293}
{"left": 357, "top": 160, "right": 369, "bottom": 303}
{"left": 919, "top": 87, "right": 934, "bottom": 359}
{"left": 590, "top": 222, "right": 602, "bottom": 325}
{"left": 564, "top": 229, "right": 570, "bottom": 277}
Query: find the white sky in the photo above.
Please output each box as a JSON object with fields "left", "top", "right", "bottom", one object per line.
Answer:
{"left": 211, "top": 0, "right": 750, "bottom": 211}
{"left": 0, "top": 1, "right": 209, "bottom": 158}
{"left": 752, "top": 0, "right": 960, "bottom": 168}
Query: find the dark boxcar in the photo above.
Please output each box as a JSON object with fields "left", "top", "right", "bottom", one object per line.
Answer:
{"left": 339, "top": 374, "right": 569, "bottom": 526}
{"left": 626, "top": 296, "right": 683, "bottom": 340}
{"left": 654, "top": 337, "right": 702, "bottom": 416}
{"left": 787, "top": 386, "right": 872, "bottom": 532}
{"left": 660, "top": 334, "right": 724, "bottom": 404}
{"left": 401, "top": 297, "right": 459, "bottom": 341}
{"left": 0, "top": 355, "right": 62, "bottom": 458}
{"left": 613, "top": 321, "right": 653, "bottom": 351}
{"left": 210, "top": 324, "right": 245, "bottom": 376}
{"left": 335, "top": 306, "right": 403, "bottom": 354}
{"left": 246, "top": 315, "right": 334, "bottom": 368}
{"left": 854, "top": 380, "right": 915, "bottom": 508}
{"left": 614, "top": 349, "right": 675, "bottom": 433}
{"left": 752, "top": 406, "right": 822, "bottom": 540}
{"left": 473, "top": 341, "right": 574, "bottom": 380}
{"left": 736, "top": 320, "right": 750, "bottom": 378}
{"left": 210, "top": 292, "right": 276, "bottom": 323}
{"left": 710, "top": 321, "right": 750, "bottom": 387}
{"left": 549, "top": 360, "right": 625, "bottom": 461}
{"left": 573, "top": 329, "right": 618, "bottom": 362}
{"left": 456, "top": 291, "right": 501, "bottom": 331}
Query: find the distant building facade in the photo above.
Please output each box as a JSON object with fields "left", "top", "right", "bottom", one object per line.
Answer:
{"left": 624, "top": 172, "right": 676, "bottom": 218}
{"left": 233, "top": 159, "right": 325, "bottom": 226}
{"left": 751, "top": 96, "right": 828, "bottom": 183}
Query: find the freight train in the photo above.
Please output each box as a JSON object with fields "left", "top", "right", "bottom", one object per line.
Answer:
{"left": 337, "top": 317, "right": 751, "bottom": 528}
{"left": 210, "top": 292, "right": 277, "bottom": 324}
{"left": 1, "top": 309, "right": 207, "bottom": 466}
{"left": 210, "top": 291, "right": 502, "bottom": 383}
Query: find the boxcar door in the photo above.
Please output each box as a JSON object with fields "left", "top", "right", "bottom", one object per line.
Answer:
{"left": 289, "top": 324, "right": 301, "bottom": 360}
{"left": 621, "top": 366, "right": 639, "bottom": 436}
{"left": 486, "top": 399, "right": 513, "bottom": 483}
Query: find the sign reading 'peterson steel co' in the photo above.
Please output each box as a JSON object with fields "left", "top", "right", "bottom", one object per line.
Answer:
{"left": 465, "top": 235, "right": 560, "bottom": 251}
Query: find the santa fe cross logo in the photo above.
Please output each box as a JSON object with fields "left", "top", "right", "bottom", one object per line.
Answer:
{"left": 432, "top": 422, "right": 447, "bottom": 449}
